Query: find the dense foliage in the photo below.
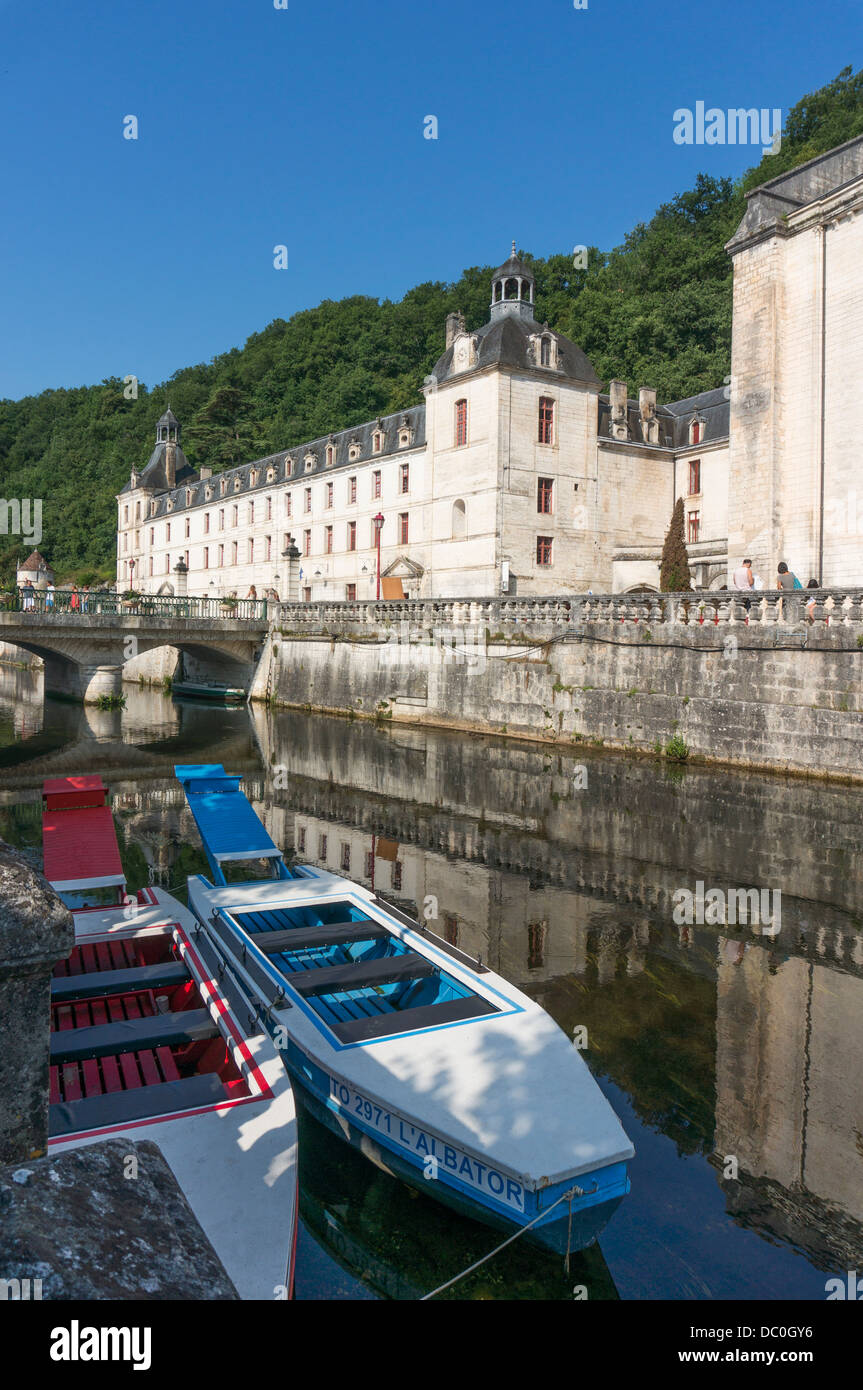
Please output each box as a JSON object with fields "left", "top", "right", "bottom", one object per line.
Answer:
{"left": 2, "top": 67, "right": 861, "bottom": 582}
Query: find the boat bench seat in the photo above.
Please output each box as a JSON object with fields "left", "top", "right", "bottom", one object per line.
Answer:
{"left": 333, "top": 994, "right": 499, "bottom": 1043}
{"left": 50, "top": 1008, "right": 219, "bottom": 1063}
{"left": 289, "top": 953, "right": 435, "bottom": 998}
{"left": 50, "top": 961, "right": 189, "bottom": 1002}
{"left": 49, "top": 1072, "right": 227, "bottom": 1138}
{"left": 255, "top": 921, "right": 389, "bottom": 954}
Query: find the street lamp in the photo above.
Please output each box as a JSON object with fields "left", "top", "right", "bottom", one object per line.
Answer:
{"left": 372, "top": 512, "right": 384, "bottom": 600}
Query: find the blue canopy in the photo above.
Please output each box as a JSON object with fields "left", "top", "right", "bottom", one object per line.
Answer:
{"left": 175, "top": 764, "right": 290, "bottom": 884}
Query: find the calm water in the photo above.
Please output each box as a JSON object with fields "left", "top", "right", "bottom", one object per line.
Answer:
{"left": 1, "top": 664, "right": 861, "bottom": 1301}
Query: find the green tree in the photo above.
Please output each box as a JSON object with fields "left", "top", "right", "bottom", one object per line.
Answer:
{"left": 659, "top": 498, "right": 692, "bottom": 592}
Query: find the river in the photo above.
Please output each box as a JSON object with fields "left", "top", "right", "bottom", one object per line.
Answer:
{"left": 1, "top": 664, "right": 861, "bottom": 1301}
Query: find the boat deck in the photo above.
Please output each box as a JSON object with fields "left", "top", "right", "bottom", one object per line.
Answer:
{"left": 227, "top": 898, "right": 497, "bottom": 1044}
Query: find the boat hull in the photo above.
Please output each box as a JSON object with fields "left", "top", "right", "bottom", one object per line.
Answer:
{"left": 284, "top": 1040, "right": 628, "bottom": 1256}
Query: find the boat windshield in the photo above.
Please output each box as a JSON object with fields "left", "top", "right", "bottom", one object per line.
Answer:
{"left": 59, "top": 885, "right": 125, "bottom": 909}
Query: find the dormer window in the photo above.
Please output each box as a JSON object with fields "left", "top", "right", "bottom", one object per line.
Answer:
{"left": 166, "top": 499, "right": 174, "bottom": 513}
{"left": 250, "top": 469, "right": 259, "bottom": 487}
{"left": 220, "top": 478, "right": 227, "bottom": 496}
{"left": 398, "top": 428, "right": 411, "bottom": 448}
{"left": 285, "top": 457, "right": 294, "bottom": 477}
{"left": 372, "top": 431, "right": 383, "bottom": 454}
{"left": 186, "top": 489, "right": 193, "bottom": 506}
{"left": 690, "top": 419, "right": 703, "bottom": 445}
{"left": 205, "top": 485, "right": 213, "bottom": 501}
{"left": 349, "top": 441, "right": 361, "bottom": 461}
{"left": 540, "top": 336, "right": 551, "bottom": 367}
{"left": 150, "top": 500, "right": 157, "bottom": 517}
{"left": 267, "top": 466, "right": 275, "bottom": 483}
{"left": 233, "top": 477, "right": 241, "bottom": 492}
{"left": 325, "top": 444, "right": 335, "bottom": 467}
{"left": 304, "top": 453, "right": 316, "bottom": 472}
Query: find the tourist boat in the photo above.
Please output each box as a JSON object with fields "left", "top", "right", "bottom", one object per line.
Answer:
{"left": 171, "top": 680, "right": 246, "bottom": 704}
{"left": 41, "top": 775, "right": 298, "bottom": 1300}
{"left": 176, "top": 763, "right": 634, "bottom": 1256}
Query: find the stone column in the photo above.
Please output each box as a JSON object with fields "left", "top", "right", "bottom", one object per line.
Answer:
{"left": 281, "top": 541, "right": 300, "bottom": 603}
{"left": 0, "top": 842, "right": 74, "bottom": 1163}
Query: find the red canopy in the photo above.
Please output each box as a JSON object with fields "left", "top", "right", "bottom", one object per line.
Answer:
{"left": 42, "top": 778, "right": 125, "bottom": 891}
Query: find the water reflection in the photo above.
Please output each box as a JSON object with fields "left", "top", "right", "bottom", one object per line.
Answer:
{"left": 1, "top": 665, "right": 861, "bottom": 1298}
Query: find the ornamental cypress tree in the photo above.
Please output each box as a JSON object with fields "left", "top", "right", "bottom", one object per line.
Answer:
{"left": 659, "top": 497, "right": 692, "bottom": 592}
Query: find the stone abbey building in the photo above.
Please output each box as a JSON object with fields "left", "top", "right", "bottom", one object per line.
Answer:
{"left": 117, "top": 136, "right": 863, "bottom": 599}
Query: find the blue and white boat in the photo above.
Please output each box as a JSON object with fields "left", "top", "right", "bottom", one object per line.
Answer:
{"left": 176, "top": 763, "right": 634, "bottom": 1254}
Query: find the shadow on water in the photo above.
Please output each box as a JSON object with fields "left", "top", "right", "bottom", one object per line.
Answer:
{"left": 2, "top": 667, "right": 863, "bottom": 1298}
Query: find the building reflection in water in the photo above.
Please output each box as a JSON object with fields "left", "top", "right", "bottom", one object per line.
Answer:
{"left": 1, "top": 675, "right": 862, "bottom": 1292}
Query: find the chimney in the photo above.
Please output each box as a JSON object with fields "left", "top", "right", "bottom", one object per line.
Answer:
{"left": 639, "top": 386, "right": 659, "bottom": 444}
{"left": 609, "top": 380, "right": 628, "bottom": 441}
{"left": 445, "top": 311, "right": 465, "bottom": 348}
{"left": 199, "top": 466, "right": 212, "bottom": 480}
{"left": 165, "top": 440, "right": 177, "bottom": 489}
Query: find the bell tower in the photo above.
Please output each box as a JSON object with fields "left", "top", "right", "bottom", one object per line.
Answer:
{"left": 489, "top": 242, "right": 536, "bottom": 323}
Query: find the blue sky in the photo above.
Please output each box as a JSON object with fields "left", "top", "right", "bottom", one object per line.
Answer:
{"left": 0, "top": 0, "right": 857, "bottom": 400}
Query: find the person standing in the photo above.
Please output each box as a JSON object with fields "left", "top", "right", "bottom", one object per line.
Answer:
{"left": 776, "top": 561, "right": 801, "bottom": 590}
{"left": 732, "top": 559, "right": 754, "bottom": 591}
{"left": 45, "top": 581, "right": 55, "bottom": 610}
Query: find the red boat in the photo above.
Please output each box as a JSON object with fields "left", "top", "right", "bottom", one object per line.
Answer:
{"left": 42, "top": 776, "right": 299, "bottom": 1301}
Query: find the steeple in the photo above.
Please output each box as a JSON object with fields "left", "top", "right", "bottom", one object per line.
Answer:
{"left": 489, "top": 244, "right": 536, "bottom": 322}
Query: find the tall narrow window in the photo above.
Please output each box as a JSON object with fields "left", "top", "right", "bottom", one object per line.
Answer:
{"left": 538, "top": 397, "right": 554, "bottom": 445}
{"left": 149, "top": 557, "right": 153, "bottom": 576}
{"left": 346, "top": 583, "right": 357, "bottom": 600}
{"left": 149, "top": 527, "right": 154, "bottom": 545}
{"left": 326, "top": 481, "right": 334, "bottom": 509}
{"left": 687, "top": 511, "right": 700, "bottom": 543}
{"left": 399, "top": 512, "right": 409, "bottom": 545}
{"left": 455, "top": 399, "right": 468, "bottom": 447}
{"left": 203, "top": 547, "right": 209, "bottom": 569}
{"left": 219, "top": 509, "right": 225, "bottom": 531}
{"left": 265, "top": 535, "right": 272, "bottom": 561}
{"left": 688, "top": 459, "right": 701, "bottom": 495}
{"left": 325, "top": 525, "right": 333, "bottom": 554}
{"left": 285, "top": 494, "right": 292, "bottom": 518}
{"left": 348, "top": 520, "right": 357, "bottom": 552}
{"left": 204, "top": 513, "right": 210, "bottom": 534}
{"left": 266, "top": 496, "right": 272, "bottom": 521}
{"left": 399, "top": 462, "right": 409, "bottom": 494}
{"left": 231, "top": 541, "right": 238, "bottom": 565}
{"left": 249, "top": 501, "right": 255, "bottom": 525}
{"left": 248, "top": 538, "right": 254, "bottom": 564}
{"left": 232, "top": 505, "right": 238, "bottom": 526}
{"left": 537, "top": 477, "right": 553, "bottom": 514}
{"left": 540, "top": 336, "right": 551, "bottom": 366}
{"left": 304, "top": 530, "right": 311, "bottom": 557}
{"left": 536, "top": 535, "right": 553, "bottom": 566}
{"left": 451, "top": 499, "right": 466, "bottom": 538}
{"left": 372, "top": 431, "right": 383, "bottom": 454}
{"left": 218, "top": 543, "right": 224, "bottom": 566}
{"left": 691, "top": 421, "right": 702, "bottom": 445}
{"left": 304, "top": 487, "right": 312, "bottom": 513}
{"left": 165, "top": 522, "right": 171, "bottom": 543}
{"left": 348, "top": 476, "right": 357, "bottom": 504}
{"left": 326, "top": 445, "right": 335, "bottom": 467}
{"left": 303, "top": 586, "right": 311, "bottom": 602}
{"left": 184, "top": 517, "right": 190, "bottom": 539}
{"left": 372, "top": 470, "right": 381, "bottom": 499}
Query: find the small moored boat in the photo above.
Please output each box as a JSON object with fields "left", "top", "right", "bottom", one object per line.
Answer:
{"left": 41, "top": 775, "right": 298, "bottom": 1300}
{"left": 171, "top": 680, "right": 246, "bottom": 704}
{"left": 176, "top": 763, "right": 634, "bottom": 1255}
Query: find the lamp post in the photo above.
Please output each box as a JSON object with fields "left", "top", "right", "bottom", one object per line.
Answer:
{"left": 372, "top": 512, "right": 384, "bottom": 600}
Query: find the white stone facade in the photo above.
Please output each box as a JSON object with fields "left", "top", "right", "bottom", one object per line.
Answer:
{"left": 117, "top": 140, "right": 863, "bottom": 598}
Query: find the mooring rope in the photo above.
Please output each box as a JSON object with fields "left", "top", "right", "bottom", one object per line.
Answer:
{"left": 419, "top": 1183, "right": 585, "bottom": 1300}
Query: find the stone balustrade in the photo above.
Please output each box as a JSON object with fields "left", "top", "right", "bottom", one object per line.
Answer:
{"left": 274, "top": 588, "right": 863, "bottom": 634}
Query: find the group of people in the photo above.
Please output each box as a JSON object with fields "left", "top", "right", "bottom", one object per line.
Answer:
{"left": 732, "top": 559, "right": 821, "bottom": 620}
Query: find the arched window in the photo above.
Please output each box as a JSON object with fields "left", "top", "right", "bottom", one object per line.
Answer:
{"left": 452, "top": 499, "right": 466, "bottom": 538}
{"left": 540, "top": 336, "right": 551, "bottom": 367}
{"left": 504, "top": 277, "right": 518, "bottom": 300}
{"left": 455, "top": 399, "right": 468, "bottom": 447}
{"left": 690, "top": 419, "right": 702, "bottom": 445}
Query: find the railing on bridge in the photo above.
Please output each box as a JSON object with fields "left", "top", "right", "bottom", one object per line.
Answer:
{"left": 272, "top": 588, "right": 863, "bottom": 630}
{"left": 4, "top": 588, "right": 268, "bottom": 623}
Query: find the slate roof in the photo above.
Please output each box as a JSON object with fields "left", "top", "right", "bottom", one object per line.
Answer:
{"left": 156, "top": 407, "right": 180, "bottom": 428}
{"left": 431, "top": 313, "right": 601, "bottom": 386}
{"left": 120, "top": 440, "right": 197, "bottom": 495}
{"left": 597, "top": 385, "right": 729, "bottom": 449}
{"left": 492, "top": 251, "right": 535, "bottom": 283}
{"left": 123, "top": 404, "right": 427, "bottom": 519}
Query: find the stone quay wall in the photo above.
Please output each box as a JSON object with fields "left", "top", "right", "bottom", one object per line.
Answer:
{"left": 251, "top": 590, "right": 863, "bottom": 782}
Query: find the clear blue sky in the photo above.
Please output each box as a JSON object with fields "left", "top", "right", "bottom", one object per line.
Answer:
{"left": 0, "top": 0, "right": 857, "bottom": 400}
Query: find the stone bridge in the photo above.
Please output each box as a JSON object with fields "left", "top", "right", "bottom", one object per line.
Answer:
{"left": 0, "top": 602, "right": 269, "bottom": 702}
